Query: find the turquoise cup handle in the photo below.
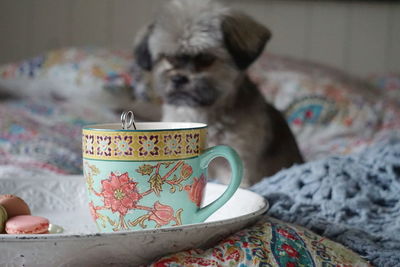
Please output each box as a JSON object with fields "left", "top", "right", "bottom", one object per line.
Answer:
{"left": 195, "top": 145, "right": 243, "bottom": 222}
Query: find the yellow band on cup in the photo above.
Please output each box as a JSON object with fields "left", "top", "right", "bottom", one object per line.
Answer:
{"left": 82, "top": 128, "right": 207, "bottom": 161}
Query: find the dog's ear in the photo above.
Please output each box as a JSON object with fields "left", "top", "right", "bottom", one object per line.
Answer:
{"left": 221, "top": 12, "right": 271, "bottom": 70}
{"left": 133, "top": 24, "right": 154, "bottom": 71}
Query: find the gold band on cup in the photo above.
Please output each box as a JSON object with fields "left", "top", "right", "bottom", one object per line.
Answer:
{"left": 82, "top": 128, "right": 207, "bottom": 161}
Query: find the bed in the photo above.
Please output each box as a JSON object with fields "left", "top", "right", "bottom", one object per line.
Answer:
{"left": 0, "top": 47, "right": 399, "bottom": 266}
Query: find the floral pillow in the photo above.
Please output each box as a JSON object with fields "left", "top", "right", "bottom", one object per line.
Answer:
{"left": 0, "top": 47, "right": 161, "bottom": 120}
{"left": 368, "top": 73, "right": 400, "bottom": 105}
{"left": 1, "top": 48, "right": 399, "bottom": 161}
{"left": 150, "top": 217, "right": 370, "bottom": 266}
{"left": 249, "top": 54, "right": 400, "bottom": 160}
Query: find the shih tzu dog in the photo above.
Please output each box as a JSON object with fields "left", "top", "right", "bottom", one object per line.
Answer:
{"left": 133, "top": 0, "right": 304, "bottom": 187}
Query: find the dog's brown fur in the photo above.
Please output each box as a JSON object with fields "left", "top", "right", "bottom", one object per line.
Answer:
{"left": 133, "top": 0, "right": 303, "bottom": 187}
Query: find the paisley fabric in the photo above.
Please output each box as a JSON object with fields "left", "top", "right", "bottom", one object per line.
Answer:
{"left": 150, "top": 217, "right": 370, "bottom": 267}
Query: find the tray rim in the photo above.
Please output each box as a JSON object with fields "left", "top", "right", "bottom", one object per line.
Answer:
{"left": 0, "top": 183, "right": 268, "bottom": 242}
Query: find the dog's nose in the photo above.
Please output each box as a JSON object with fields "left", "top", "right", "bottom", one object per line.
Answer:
{"left": 171, "top": 74, "right": 189, "bottom": 87}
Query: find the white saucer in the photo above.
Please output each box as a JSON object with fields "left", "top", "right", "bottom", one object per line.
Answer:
{"left": 0, "top": 175, "right": 268, "bottom": 266}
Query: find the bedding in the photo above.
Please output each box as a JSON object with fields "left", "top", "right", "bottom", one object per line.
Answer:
{"left": 251, "top": 140, "right": 400, "bottom": 267}
{"left": 1, "top": 48, "right": 400, "bottom": 266}
{"left": 151, "top": 139, "right": 400, "bottom": 266}
{"left": 0, "top": 99, "right": 117, "bottom": 177}
{"left": 249, "top": 54, "right": 400, "bottom": 161}
{"left": 151, "top": 216, "right": 370, "bottom": 266}
{"left": 0, "top": 47, "right": 161, "bottom": 120}
{"left": 2, "top": 48, "right": 399, "bottom": 160}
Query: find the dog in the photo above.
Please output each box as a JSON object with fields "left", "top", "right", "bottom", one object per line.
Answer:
{"left": 132, "top": 0, "right": 304, "bottom": 187}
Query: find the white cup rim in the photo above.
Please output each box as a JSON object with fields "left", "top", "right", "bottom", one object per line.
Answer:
{"left": 83, "top": 122, "right": 208, "bottom": 132}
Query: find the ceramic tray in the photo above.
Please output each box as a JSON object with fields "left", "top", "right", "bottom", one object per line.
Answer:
{"left": 0, "top": 175, "right": 268, "bottom": 266}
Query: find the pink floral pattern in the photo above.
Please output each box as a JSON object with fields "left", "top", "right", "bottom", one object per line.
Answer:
{"left": 100, "top": 172, "right": 142, "bottom": 215}
{"left": 88, "top": 201, "right": 99, "bottom": 220}
{"left": 185, "top": 174, "right": 206, "bottom": 207}
{"left": 85, "top": 160, "right": 194, "bottom": 231}
{"left": 180, "top": 163, "right": 193, "bottom": 180}
{"left": 149, "top": 201, "right": 177, "bottom": 227}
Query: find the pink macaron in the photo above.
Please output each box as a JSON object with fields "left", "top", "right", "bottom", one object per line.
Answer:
{"left": 5, "top": 215, "right": 49, "bottom": 234}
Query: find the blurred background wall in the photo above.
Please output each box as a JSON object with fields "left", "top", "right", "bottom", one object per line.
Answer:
{"left": 0, "top": 0, "right": 399, "bottom": 77}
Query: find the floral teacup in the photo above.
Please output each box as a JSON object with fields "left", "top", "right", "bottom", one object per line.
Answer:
{"left": 82, "top": 122, "right": 243, "bottom": 232}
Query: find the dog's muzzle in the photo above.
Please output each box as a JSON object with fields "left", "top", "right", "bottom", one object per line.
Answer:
{"left": 166, "top": 79, "right": 219, "bottom": 107}
{"left": 170, "top": 74, "right": 189, "bottom": 88}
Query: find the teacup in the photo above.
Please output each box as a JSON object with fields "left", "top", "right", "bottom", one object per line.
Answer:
{"left": 82, "top": 122, "right": 243, "bottom": 232}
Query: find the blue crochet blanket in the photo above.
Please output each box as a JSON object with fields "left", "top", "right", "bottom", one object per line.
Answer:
{"left": 251, "top": 139, "right": 400, "bottom": 267}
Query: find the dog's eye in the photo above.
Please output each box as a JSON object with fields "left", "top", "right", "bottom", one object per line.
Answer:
{"left": 164, "top": 55, "right": 187, "bottom": 67}
{"left": 164, "top": 55, "right": 182, "bottom": 67}
{"left": 165, "top": 56, "right": 178, "bottom": 67}
{"left": 195, "top": 54, "right": 216, "bottom": 69}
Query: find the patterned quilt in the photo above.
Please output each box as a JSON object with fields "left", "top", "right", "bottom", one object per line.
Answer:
{"left": 1, "top": 48, "right": 399, "bottom": 162}
{"left": 1, "top": 48, "right": 400, "bottom": 266}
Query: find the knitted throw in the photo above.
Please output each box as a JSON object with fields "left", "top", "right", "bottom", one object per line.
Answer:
{"left": 251, "top": 139, "right": 400, "bottom": 267}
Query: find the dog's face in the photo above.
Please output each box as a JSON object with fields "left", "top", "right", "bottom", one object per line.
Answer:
{"left": 152, "top": 50, "right": 238, "bottom": 107}
{"left": 133, "top": 0, "right": 271, "bottom": 108}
